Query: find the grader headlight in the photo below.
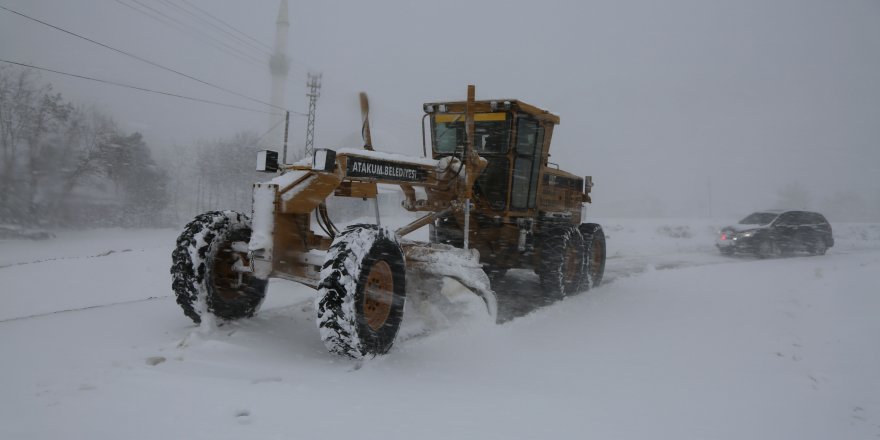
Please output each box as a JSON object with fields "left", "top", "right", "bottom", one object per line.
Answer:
{"left": 312, "top": 148, "right": 336, "bottom": 172}
{"left": 256, "top": 150, "right": 279, "bottom": 172}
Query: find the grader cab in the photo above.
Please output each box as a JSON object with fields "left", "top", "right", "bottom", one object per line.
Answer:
{"left": 170, "top": 85, "right": 606, "bottom": 359}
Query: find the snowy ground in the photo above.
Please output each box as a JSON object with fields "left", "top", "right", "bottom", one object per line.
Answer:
{"left": 1, "top": 218, "right": 879, "bottom": 439}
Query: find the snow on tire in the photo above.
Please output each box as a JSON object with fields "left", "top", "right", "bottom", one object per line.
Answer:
{"left": 578, "top": 223, "right": 606, "bottom": 290}
{"left": 170, "top": 210, "right": 267, "bottom": 324}
{"left": 537, "top": 227, "right": 586, "bottom": 299}
{"left": 316, "top": 224, "right": 406, "bottom": 359}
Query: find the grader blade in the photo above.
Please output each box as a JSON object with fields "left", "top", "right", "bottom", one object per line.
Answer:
{"left": 404, "top": 243, "right": 498, "bottom": 325}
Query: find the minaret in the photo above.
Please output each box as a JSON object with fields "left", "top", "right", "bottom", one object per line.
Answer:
{"left": 267, "top": 0, "right": 290, "bottom": 151}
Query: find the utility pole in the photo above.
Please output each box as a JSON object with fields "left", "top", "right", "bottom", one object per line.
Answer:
{"left": 282, "top": 110, "right": 290, "bottom": 164}
{"left": 304, "top": 73, "right": 322, "bottom": 158}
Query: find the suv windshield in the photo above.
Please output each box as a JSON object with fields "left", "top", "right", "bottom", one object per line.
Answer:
{"left": 739, "top": 212, "right": 778, "bottom": 225}
{"left": 433, "top": 113, "right": 510, "bottom": 155}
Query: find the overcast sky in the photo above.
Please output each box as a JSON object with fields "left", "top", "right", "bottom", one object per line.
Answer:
{"left": 2, "top": 0, "right": 878, "bottom": 219}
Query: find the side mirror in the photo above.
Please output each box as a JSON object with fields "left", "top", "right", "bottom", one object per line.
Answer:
{"left": 256, "top": 150, "right": 279, "bottom": 172}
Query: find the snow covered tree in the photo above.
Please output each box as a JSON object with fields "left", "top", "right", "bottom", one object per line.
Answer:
{"left": 0, "top": 66, "right": 170, "bottom": 227}
{"left": 0, "top": 66, "right": 73, "bottom": 224}
{"left": 96, "top": 132, "right": 170, "bottom": 226}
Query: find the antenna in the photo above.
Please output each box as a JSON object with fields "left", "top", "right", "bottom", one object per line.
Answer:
{"left": 304, "top": 72, "right": 322, "bottom": 157}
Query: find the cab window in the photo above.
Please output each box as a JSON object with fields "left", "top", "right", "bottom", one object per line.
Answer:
{"left": 432, "top": 113, "right": 510, "bottom": 155}
{"left": 511, "top": 118, "right": 544, "bottom": 210}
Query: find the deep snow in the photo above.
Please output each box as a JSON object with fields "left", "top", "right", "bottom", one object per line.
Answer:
{"left": 1, "top": 218, "right": 878, "bottom": 439}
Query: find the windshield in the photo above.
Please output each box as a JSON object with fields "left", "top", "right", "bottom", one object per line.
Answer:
{"left": 433, "top": 112, "right": 510, "bottom": 155}
{"left": 739, "top": 212, "right": 778, "bottom": 225}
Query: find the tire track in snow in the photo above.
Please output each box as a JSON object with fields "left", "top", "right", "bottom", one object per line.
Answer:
{"left": 492, "top": 250, "right": 826, "bottom": 323}
{"left": 0, "top": 248, "right": 136, "bottom": 270}
{"left": 4, "top": 248, "right": 871, "bottom": 325}
{"left": 0, "top": 295, "right": 171, "bottom": 324}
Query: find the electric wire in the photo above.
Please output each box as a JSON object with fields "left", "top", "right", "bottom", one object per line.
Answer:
{"left": 174, "top": 0, "right": 312, "bottom": 89}
{"left": 113, "top": 1, "right": 310, "bottom": 116}
{"left": 180, "top": 0, "right": 273, "bottom": 52}
{"left": 2, "top": 3, "right": 416, "bottom": 157}
{"left": 128, "top": 0, "right": 312, "bottom": 111}
{"left": 114, "top": 0, "right": 265, "bottom": 69}
{"left": 0, "top": 4, "right": 286, "bottom": 113}
{"left": 147, "top": 0, "right": 308, "bottom": 88}
{"left": 0, "top": 59, "right": 282, "bottom": 116}
{"left": 127, "top": 0, "right": 268, "bottom": 65}
{"left": 255, "top": 117, "right": 287, "bottom": 144}
{"left": 170, "top": 0, "right": 311, "bottom": 90}
{"left": 114, "top": 0, "right": 266, "bottom": 68}
{"left": 158, "top": 0, "right": 273, "bottom": 58}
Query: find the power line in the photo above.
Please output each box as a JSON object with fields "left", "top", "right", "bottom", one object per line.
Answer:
{"left": 0, "top": 59, "right": 283, "bottom": 116}
{"left": 0, "top": 4, "right": 285, "bottom": 112}
{"left": 169, "top": 0, "right": 311, "bottom": 90}
{"left": 129, "top": 0, "right": 268, "bottom": 66}
{"left": 256, "top": 116, "right": 287, "bottom": 145}
{"left": 114, "top": 0, "right": 267, "bottom": 69}
{"left": 170, "top": 0, "right": 308, "bottom": 90}
{"left": 113, "top": 0, "right": 300, "bottom": 90}
{"left": 131, "top": 0, "right": 313, "bottom": 100}
{"left": 180, "top": 0, "right": 273, "bottom": 52}
{"left": 158, "top": 0, "right": 273, "bottom": 58}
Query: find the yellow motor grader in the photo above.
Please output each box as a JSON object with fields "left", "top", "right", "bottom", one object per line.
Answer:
{"left": 170, "top": 85, "right": 605, "bottom": 359}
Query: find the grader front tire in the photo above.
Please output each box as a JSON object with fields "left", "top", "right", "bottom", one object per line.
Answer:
{"left": 170, "top": 211, "right": 268, "bottom": 324}
{"left": 316, "top": 225, "right": 407, "bottom": 359}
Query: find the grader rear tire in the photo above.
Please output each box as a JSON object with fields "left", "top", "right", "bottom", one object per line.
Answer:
{"left": 316, "top": 225, "right": 407, "bottom": 359}
{"left": 170, "top": 211, "right": 267, "bottom": 324}
{"left": 579, "top": 223, "right": 606, "bottom": 290}
{"left": 537, "top": 227, "right": 585, "bottom": 300}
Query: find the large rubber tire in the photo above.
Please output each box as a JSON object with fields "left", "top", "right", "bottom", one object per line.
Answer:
{"left": 537, "top": 227, "right": 586, "bottom": 299}
{"left": 316, "top": 225, "right": 407, "bottom": 359}
{"left": 171, "top": 211, "right": 267, "bottom": 324}
{"left": 579, "top": 223, "right": 606, "bottom": 290}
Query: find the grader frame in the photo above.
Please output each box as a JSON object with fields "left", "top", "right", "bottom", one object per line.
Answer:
{"left": 170, "top": 85, "right": 605, "bottom": 359}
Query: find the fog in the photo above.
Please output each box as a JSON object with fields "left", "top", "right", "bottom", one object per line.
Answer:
{"left": 2, "top": 0, "right": 878, "bottom": 221}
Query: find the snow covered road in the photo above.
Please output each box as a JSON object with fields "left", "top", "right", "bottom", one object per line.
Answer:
{"left": 1, "top": 219, "right": 878, "bottom": 439}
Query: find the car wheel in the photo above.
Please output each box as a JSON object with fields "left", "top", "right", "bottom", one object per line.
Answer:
{"left": 810, "top": 236, "right": 827, "bottom": 256}
{"left": 757, "top": 239, "right": 780, "bottom": 259}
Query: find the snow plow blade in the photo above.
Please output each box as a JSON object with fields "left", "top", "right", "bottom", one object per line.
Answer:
{"left": 403, "top": 242, "right": 498, "bottom": 324}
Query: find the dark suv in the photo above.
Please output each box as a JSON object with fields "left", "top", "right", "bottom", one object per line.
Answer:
{"left": 716, "top": 210, "right": 833, "bottom": 257}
